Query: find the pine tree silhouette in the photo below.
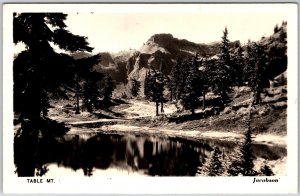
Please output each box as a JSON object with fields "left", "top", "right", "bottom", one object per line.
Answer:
{"left": 259, "top": 164, "right": 274, "bottom": 176}
{"left": 200, "top": 147, "right": 225, "bottom": 176}
{"left": 181, "top": 54, "right": 202, "bottom": 115}
{"left": 131, "top": 78, "right": 141, "bottom": 97}
{"left": 13, "top": 13, "right": 98, "bottom": 176}
{"left": 227, "top": 108, "right": 256, "bottom": 176}
{"left": 244, "top": 42, "right": 267, "bottom": 105}
{"left": 147, "top": 67, "right": 165, "bottom": 116}
{"left": 101, "top": 73, "right": 114, "bottom": 109}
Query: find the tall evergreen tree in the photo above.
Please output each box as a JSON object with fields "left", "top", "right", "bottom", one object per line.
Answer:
{"left": 231, "top": 42, "right": 245, "bottom": 86}
{"left": 13, "top": 13, "right": 100, "bottom": 119}
{"left": 220, "top": 27, "right": 231, "bottom": 66}
{"left": 169, "top": 59, "right": 182, "bottom": 101}
{"left": 199, "top": 59, "right": 209, "bottom": 109}
{"left": 84, "top": 71, "right": 104, "bottom": 112}
{"left": 148, "top": 66, "right": 165, "bottom": 116}
{"left": 159, "top": 60, "right": 167, "bottom": 113}
{"left": 144, "top": 71, "right": 151, "bottom": 99}
{"left": 131, "top": 78, "right": 141, "bottom": 97}
{"left": 244, "top": 42, "right": 267, "bottom": 105}
{"left": 240, "top": 120, "right": 256, "bottom": 176}
{"left": 181, "top": 54, "right": 202, "bottom": 115}
{"left": 259, "top": 164, "right": 274, "bottom": 176}
{"left": 209, "top": 27, "right": 233, "bottom": 103}
{"left": 200, "top": 147, "right": 225, "bottom": 176}
{"left": 73, "top": 54, "right": 102, "bottom": 113}
{"left": 227, "top": 109, "right": 256, "bottom": 176}
{"left": 101, "top": 73, "right": 114, "bottom": 109}
{"left": 13, "top": 13, "right": 99, "bottom": 176}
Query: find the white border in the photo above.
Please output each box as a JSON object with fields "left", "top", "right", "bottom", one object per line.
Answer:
{"left": 2, "top": 3, "right": 298, "bottom": 194}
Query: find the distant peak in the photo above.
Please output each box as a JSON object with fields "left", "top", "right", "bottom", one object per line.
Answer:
{"left": 148, "top": 33, "right": 174, "bottom": 43}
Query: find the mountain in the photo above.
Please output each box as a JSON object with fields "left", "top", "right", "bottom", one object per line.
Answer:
{"left": 72, "top": 51, "right": 128, "bottom": 84}
{"left": 72, "top": 34, "right": 222, "bottom": 97}
{"left": 72, "top": 25, "right": 287, "bottom": 98}
{"left": 121, "top": 34, "right": 224, "bottom": 96}
{"left": 128, "top": 33, "right": 221, "bottom": 73}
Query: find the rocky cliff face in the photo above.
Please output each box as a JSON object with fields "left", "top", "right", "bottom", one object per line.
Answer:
{"left": 73, "top": 34, "right": 220, "bottom": 95}
{"left": 74, "top": 26, "right": 287, "bottom": 98}
{"left": 119, "top": 33, "right": 222, "bottom": 97}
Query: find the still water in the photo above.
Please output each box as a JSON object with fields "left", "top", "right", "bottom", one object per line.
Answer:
{"left": 14, "top": 132, "right": 286, "bottom": 177}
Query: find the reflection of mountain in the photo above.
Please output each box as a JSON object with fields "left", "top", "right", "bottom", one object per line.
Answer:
{"left": 61, "top": 134, "right": 205, "bottom": 176}
{"left": 14, "top": 132, "right": 287, "bottom": 177}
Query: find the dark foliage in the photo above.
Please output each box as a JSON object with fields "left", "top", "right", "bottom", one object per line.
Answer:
{"left": 147, "top": 66, "right": 166, "bottom": 116}
{"left": 101, "top": 74, "right": 115, "bottom": 109}
{"left": 13, "top": 13, "right": 98, "bottom": 177}
{"left": 144, "top": 71, "right": 151, "bottom": 99}
{"left": 181, "top": 54, "right": 203, "bottom": 114}
{"left": 200, "top": 147, "right": 225, "bottom": 176}
{"left": 259, "top": 164, "right": 274, "bottom": 176}
{"left": 131, "top": 78, "right": 141, "bottom": 97}
{"left": 228, "top": 112, "right": 256, "bottom": 176}
{"left": 244, "top": 42, "right": 268, "bottom": 105}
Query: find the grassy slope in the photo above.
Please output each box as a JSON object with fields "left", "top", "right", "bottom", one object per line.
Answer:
{"left": 48, "top": 85, "right": 287, "bottom": 142}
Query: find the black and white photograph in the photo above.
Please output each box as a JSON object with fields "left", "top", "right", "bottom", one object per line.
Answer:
{"left": 2, "top": 3, "right": 298, "bottom": 194}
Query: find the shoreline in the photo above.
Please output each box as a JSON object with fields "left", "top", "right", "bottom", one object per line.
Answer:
{"left": 66, "top": 123, "right": 287, "bottom": 147}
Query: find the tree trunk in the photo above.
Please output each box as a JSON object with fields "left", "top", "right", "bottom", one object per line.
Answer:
{"left": 255, "top": 89, "right": 261, "bottom": 105}
{"left": 202, "top": 91, "right": 206, "bottom": 109}
{"left": 170, "top": 88, "right": 173, "bottom": 102}
{"left": 156, "top": 102, "right": 159, "bottom": 116}
{"left": 161, "top": 101, "right": 164, "bottom": 113}
{"left": 75, "top": 91, "right": 80, "bottom": 114}
{"left": 191, "top": 108, "right": 195, "bottom": 115}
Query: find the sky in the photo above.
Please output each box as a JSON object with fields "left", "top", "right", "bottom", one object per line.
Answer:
{"left": 12, "top": 4, "right": 289, "bottom": 54}
{"left": 64, "top": 5, "right": 288, "bottom": 53}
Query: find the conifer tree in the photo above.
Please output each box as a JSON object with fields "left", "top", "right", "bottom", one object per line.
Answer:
{"left": 209, "top": 27, "right": 232, "bottom": 103}
{"left": 244, "top": 42, "right": 267, "bottom": 105}
{"left": 227, "top": 109, "right": 256, "bottom": 176}
{"left": 13, "top": 13, "right": 100, "bottom": 120}
{"left": 259, "top": 164, "right": 274, "bottom": 176}
{"left": 13, "top": 13, "right": 100, "bottom": 176}
{"left": 82, "top": 71, "right": 103, "bottom": 112}
{"left": 101, "top": 73, "right": 114, "bottom": 109}
{"left": 148, "top": 66, "right": 165, "bottom": 116}
{"left": 181, "top": 55, "right": 202, "bottom": 115}
{"left": 199, "top": 59, "right": 209, "bottom": 109}
{"left": 144, "top": 71, "right": 151, "bottom": 99}
{"left": 220, "top": 27, "right": 231, "bottom": 65}
{"left": 274, "top": 24, "right": 279, "bottom": 33}
{"left": 231, "top": 43, "right": 245, "bottom": 86}
{"left": 169, "top": 59, "right": 182, "bottom": 101}
{"left": 131, "top": 78, "right": 141, "bottom": 97}
{"left": 159, "top": 60, "right": 167, "bottom": 113}
{"left": 240, "top": 122, "right": 256, "bottom": 176}
{"left": 200, "top": 147, "right": 225, "bottom": 176}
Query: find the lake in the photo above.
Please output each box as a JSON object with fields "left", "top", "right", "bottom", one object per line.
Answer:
{"left": 14, "top": 132, "right": 286, "bottom": 176}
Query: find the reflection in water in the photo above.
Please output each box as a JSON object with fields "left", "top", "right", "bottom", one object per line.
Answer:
{"left": 14, "top": 132, "right": 286, "bottom": 177}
